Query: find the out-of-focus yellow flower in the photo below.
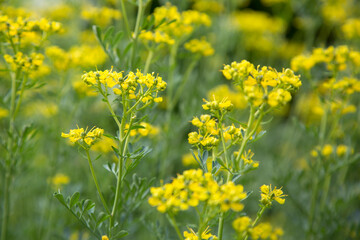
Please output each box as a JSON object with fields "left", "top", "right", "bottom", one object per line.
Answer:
{"left": 70, "top": 45, "right": 107, "bottom": 68}
{"left": 321, "top": 0, "right": 347, "bottom": 24}
{"left": 342, "top": 18, "right": 360, "bottom": 39}
{"left": 192, "top": 0, "right": 224, "bottom": 13}
{"left": 251, "top": 223, "right": 283, "bottom": 240}
{"left": 102, "top": 235, "right": 109, "bottom": 240}
{"left": 208, "top": 85, "right": 247, "bottom": 109}
{"left": 92, "top": 136, "right": 117, "bottom": 153}
{"left": 233, "top": 216, "right": 252, "bottom": 233}
{"left": 44, "top": 4, "right": 75, "bottom": 21}
{"left": 184, "top": 38, "right": 214, "bottom": 56}
{"left": 24, "top": 102, "right": 58, "bottom": 118}
{"left": 0, "top": 107, "right": 9, "bottom": 119}
{"left": 321, "top": 144, "right": 333, "bottom": 157}
{"left": 232, "top": 10, "right": 284, "bottom": 53}
{"left": 73, "top": 80, "right": 98, "bottom": 97}
{"left": 50, "top": 173, "right": 70, "bottom": 189}
{"left": 81, "top": 6, "right": 121, "bottom": 27}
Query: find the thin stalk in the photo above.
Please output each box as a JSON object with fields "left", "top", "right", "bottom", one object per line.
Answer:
{"left": 170, "top": 58, "right": 198, "bottom": 110}
{"left": 119, "top": 0, "right": 131, "bottom": 39}
{"left": 320, "top": 172, "right": 331, "bottom": 212}
{"left": 1, "top": 172, "right": 11, "bottom": 240}
{"left": 85, "top": 149, "right": 110, "bottom": 213}
{"left": 306, "top": 174, "right": 319, "bottom": 240}
{"left": 168, "top": 213, "right": 184, "bottom": 240}
{"left": 130, "top": 0, "right": 143, "bottom": 68}
{"left": 235, "top": 106, "right": 257, "bottom": 164}
{"left": 110, "top": 94, "right": 127, "bottom": 228}
{"left": 13, "top": 74, "right": 28, "bottom": 118}
{"left": 166, "top": 42, "right": 179, "bottom": 111}
{"left": 143, "top": 49, "right": 154, "bottom": 74}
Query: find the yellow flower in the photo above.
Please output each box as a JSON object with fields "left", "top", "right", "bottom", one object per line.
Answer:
{"left": 260, "top": 184, "right": 286, "bottom": 206}
{"left": 61, "top": 126, "right": 104, "bottom": 147}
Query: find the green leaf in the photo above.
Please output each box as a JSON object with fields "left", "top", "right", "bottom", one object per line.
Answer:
{"left": 112, "top": 31, "right": 124, "bottom": 46}
{"left": 70, "top": 192, "right": 80, "bottom": 208}
{"left": 92, "top": 25, "right": 102, "bottom": 43}
{"left": 113, "top": 230, "right": 129, "bottom": 239}
{"left": 53, "top": 191, "right": 67, "bottom": 207}
{"left": 96, "top": 212, "right": 110, "bottom": 227}
{"left": 104, "top": 26, "right": 114, "bottom": 43}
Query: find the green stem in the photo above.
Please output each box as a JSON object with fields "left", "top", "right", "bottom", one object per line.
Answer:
{"left": 130, "top": 0, "right": 143, "bottom": 68}
{"left": 110, "top": 94, "right": 127, "bottom": 228}
{"left": 320, "top": 172, "right": 331, "bottom": 212}
{"left": 235, "top": 106, "right": 257, "bottom": 165}
{"left": 13, "top": 74, "right": 28, "bottom": 118}
{"left": 170, "top": 58, "right": 198, "bottom": 110}
{"left": 306, "top": 174, "right": 319, "bottom": 240}
{"left": 168, "top": 213, "right": 184, "bottom": 240}
{"left": 167, "top": 42, "right": 179, "bottom": 108}
{"left": 143, "top": 49, "right": 154, "bottom": 74}
{"left": 85, "top": 149, "right": 110, "bottom": 214}
{"left": 119, "top": 0, "right": 131, "bottom": 40}
{"left": 1, "top": 172, "right": 11, "bottom": 240}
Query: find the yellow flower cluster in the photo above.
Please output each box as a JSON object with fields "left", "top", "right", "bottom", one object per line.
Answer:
{"left": 207, "top": 84, "right": 247, "bottom": 109}
{"left": 342, "top": 18, "right": 360, "bottom": 39}
{"left": 320, "top": 77, "right": 360, "bottom": 95}
{"left": 291, "top": 45, "right": 360, "bottom": 72}
{"left": 184, "top": 38, "right": 214, "bottom": 56}
{"left": 260, "top": 184, "right": 286, "bottom": 207}
{"left": 202, "top": 97, "right": 233, "bottom": 113}
{"left": 261, "top": 0, "right": 289, "bottom": 6}
{"left": 188, "top": 115, "right": 219, "bottom": 148}
{"left": 148, "top": 169, "right": 246, "bottom": 213}
{"left": 232, "top": 11, "right": 284, "bottom": 52}
{"left": 139, "top": 30, "right": 175, "bottom": 45}
{"left": 311, "top": 144, "right": 353, "bottom": 158}
{"left": 83, "top": 69, "right": 166, "bottom": 103}
{"left": 222, "top": 60, "right": 301, "bottom": 107}
{"left": 151, "top": 3, "right": 211, "bottom": 39}
{"left": 45, "top": 45, "right": 107, "bottom": 70}
{"left": 233, "top": 217, "right": 284, "bottom": 240}
{"left": 234, "top": 149, "right": 259, "bottom": 168}
{"left": 81, "top": 6, "right": 121, "bottom": 27}
{"left": 61, "top": 126, "right": 104, "bottom": 147}
{"left": 126, "top": 122, "right": 160, "bottom": 138}
{"left": 184, "top": 226, "right": 218, "bottom": 240}
{"left": 0, "top": 15, "right": 62, "bottom": 44}
{"left": 4, "top": 52, "right": 44, "bottom": 72}
{"left": 192, "top": 0, "right": 224, "bottom": 13}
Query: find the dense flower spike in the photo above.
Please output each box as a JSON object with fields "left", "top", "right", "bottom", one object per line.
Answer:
{"left": 222, "top": 60, "right": 301, "bottom": 108}
{"left": 260, "top": 185, "right": 286, "bottom": 206}
{"left": 148, "top": 169, "right": 246, "bottom": 213}
{"left": 61, "top": 126, "right": 104, "bottom": 147}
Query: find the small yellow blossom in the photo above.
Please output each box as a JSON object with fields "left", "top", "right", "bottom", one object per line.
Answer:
{"left": 260, "top": 184, "right": 286, "bottom": 206}
{"left": 61, "top": 126, "right": 104, "bottom": 147}
{"left": 184, "top": 38, "right": 214, "bottom": 56}
{"left": 321, "top": 144, "right": 333, "bottom": 157}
